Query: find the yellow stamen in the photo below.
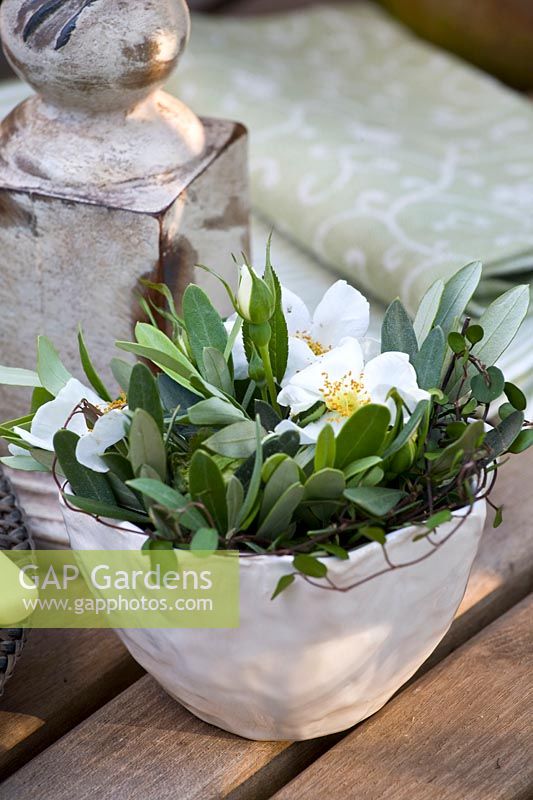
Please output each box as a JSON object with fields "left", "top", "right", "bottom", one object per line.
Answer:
{"left": 296, "top": 331, "right": 331, "bottom": 357}
{"left": 319, "top": 370, "right": 370, "bottom": 422}
{"left": 102, "top": 393, "right": 127, "bottom": 413}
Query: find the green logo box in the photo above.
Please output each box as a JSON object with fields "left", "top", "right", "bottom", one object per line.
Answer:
{"left": 0, "top": 550, "right": 240, "bottom": 629}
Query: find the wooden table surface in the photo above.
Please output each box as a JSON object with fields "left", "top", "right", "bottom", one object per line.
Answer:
{"left": 0, "top": 447, "right": 531, "bottom": 800}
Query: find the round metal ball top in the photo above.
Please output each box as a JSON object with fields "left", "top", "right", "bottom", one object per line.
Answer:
{"left": 0, "top": 0, "right": 191, "bottom": 111}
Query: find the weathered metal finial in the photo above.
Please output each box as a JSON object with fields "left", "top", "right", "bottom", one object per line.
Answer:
{"left": 0, "top": 0, "right": 250, "bottom": 421}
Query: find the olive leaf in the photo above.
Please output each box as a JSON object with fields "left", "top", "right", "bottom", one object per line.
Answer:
{"left": 128, "top": 409, "right": 167, "bottom": 481}
{"left": 128, "top": 363, "right": 164, "bottom": 433}
{"left": 344, "top": 486, "right": 406, "bottom": 516}
{"left": 413, "top": 279, "right": 444, "bottom": 346}
{"left": 434, "top": 261, "right": 482, "bottom": 335}
{"left": 182, "top": 285, "right": 228, "bottom": 370}
{"left": 37, "top": 336, "right": 72, "bottom": 396}
{"left": 381, "top": 299, "right": 418, "bottom": 361}
{"left": 204, "top": 421, "right": 260, "bottom": 459}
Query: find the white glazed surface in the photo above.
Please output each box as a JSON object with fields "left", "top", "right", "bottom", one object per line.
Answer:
{"left": 62, "top": 498, "right": 486, "bottom": 741}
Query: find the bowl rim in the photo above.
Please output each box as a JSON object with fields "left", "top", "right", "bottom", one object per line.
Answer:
{"left": 59, "top": 485, "right": 487, "bottom": 567}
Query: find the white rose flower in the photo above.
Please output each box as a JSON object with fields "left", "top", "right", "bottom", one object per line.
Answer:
{"left": 277, "top": 338, "right": 430, "bottom": 443}
{"left": 227, "top": 279, "right": 371, "bottom": 384}
{"left": 12, "top": 378, "right": 129, "bottom": 474}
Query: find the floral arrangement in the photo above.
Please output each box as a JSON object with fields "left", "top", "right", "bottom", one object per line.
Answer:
{"left": 0, "top": 247, "right": 531, "bottom": 597}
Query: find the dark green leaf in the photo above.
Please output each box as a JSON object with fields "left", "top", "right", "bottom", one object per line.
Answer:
{"left": 335, "top": 404, "right": 391, "bottom": 469}
{"left": 189, "top": 450, "right": 228, "bottom": 532}
{"left": 498, "top": 402, "right": 515, "bottom": 421}
{"left": 182, "top": 285, "right": 228, "bottom": 369}
{"left": 383, "top": 399, "right": 430, "bottom": 459}
{"left": 293, "top": 554, "right": 327, "bottom": 579}
{"left": 320, "top": 543, "right": 349, "bottom": 560}
{"left": 128, "top": 408, "right": 167, "bottom": 480}
{"left": 54, "top": 430, "right": 115, "bottom": 504}
{"left": 304, "top": 469, "right": 345, "bottom": 500}
{"left": 128, "top": 478, "right": 205, "bottom": 530}
{"left": 431, "top": 420, "right": 485, "bottom": 474}
{"left": 261, "top": 458, "right": 301, "bottom": 520}
{"left": 226, "top": 475, "right": 244, "bottom": 530}
{"left": 77, "top": 328, "right": 111, "bottom": 402}
{"left": 107, "top": 473, "right": 145, "bottom": 512}
{"left": 128, "top": 363, "right": 164, "bottom": 433}
{"left": 485, "top": 411, "right": 525, "bottom": 458}
{"left": 63, "top": 494, "right": 149, "bottom": 525}
{"left": 237, "top": 418, "right": 264, "bottom": 527}
{"left": 271, "top": 573, "right": 295, "bottom": 600}
{"left": 31, "top": 387, "right": 54, "bottom": 413}
{"left": 254, "top": 400, "right": 281, "bottom": 432}
{"left": 446, "top": 421, "right": 467, "bottom": 440}
{"left": 448, "top": 332, "right": 466, "bottom": 355}
{"left": 466, "top": 324, "right": 484, "bottom": 345}
{"left": 361, "top": 526, "right": 387, "bottom": 545}
{"left": 257, "top": 483, "right": 305, "bottom": 538}
{"left": 235, "top": 428, "right": 299, "bottom": 491}
{"left": 504, "top": 382, "right": 527, "bottom": 412}
{"left": 101, "top": 453, "right": 134, "bottom": 483}
{"left": 343, "top": 456, "right": 383, "bottom": 481}
{"left": 424, "top": 509, "right": 453, "bottom": 529}
{"left": 314, "top": 424, "right": 336, "bottom": 471}
{"left": 265, "top": 262, "right": 289, "bottom": 383}
{"left": 508, "top": 429, "right": 533, "bottom": 454}
{"left": 470, "top": 366, "right": 505, "bottom": 404}
{"left": 344, "top": 486, "right": 406, "bottom": 516}
{"left": 381, "top": 299, "right": 418, "bottom": 361}
{"left": 493, "top": 506, "right": 504, "bottom": 528}
{"left": 158, "top": 373, "right": 200, "bottom": 413}
{"left": 414, "top": 327, "right": 446, "bottom": 390}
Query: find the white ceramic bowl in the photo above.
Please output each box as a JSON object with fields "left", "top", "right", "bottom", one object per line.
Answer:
{"left": 62, "top": 497, "right": 486, "bottom": 741}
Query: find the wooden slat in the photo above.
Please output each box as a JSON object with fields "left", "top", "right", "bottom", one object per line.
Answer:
{"left": 272, "top": 594, "right": 533, "bottom": 800}
{"left": 1, "top": 452, "right": 532, "bottom": 800}
{"left": 0, "top": 630, "right": 143, "bottom": 781}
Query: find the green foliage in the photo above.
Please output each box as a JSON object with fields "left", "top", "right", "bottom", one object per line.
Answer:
{"left": 128, "top": 409, "right": 167, "bottom": 481}
{"left": 335, "top": 405, "right": 391, "bottom": 469}
{"left": 54, "top": 430, "right": 115, "bottom": 504}
{"left": 189, "top": 450, "right": 228, "bottom": 532}
{"left": 470, "top": 366, "right": 505, "bottom": 404}
{"left": 128, "top": 363, "right": 164, "bottom": 433}
{"left": 381, "top": 299, "right": 418, "bottom": 361}
{"left": 182, "top": 285, "right": 228, "bottom": 370}
{"left": 413, "top": 279, "right": 444, "bottom": 346}
{"left": 434, "top": 261, "right": 482, "bottom": 335}
{"left": 37, "top": 336, "right": 72, "bottom": 395}
{"left": 414, "top": 327, "right": 446, "bottom": 389}
{"left": 344, "top": 486, "right": 406, "bottom": 516}
{"left": 0, "top": 247, "right": 531, "bottom": 599}
{"left": 78, "top": 328, "right": 111, "bottom": 402}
